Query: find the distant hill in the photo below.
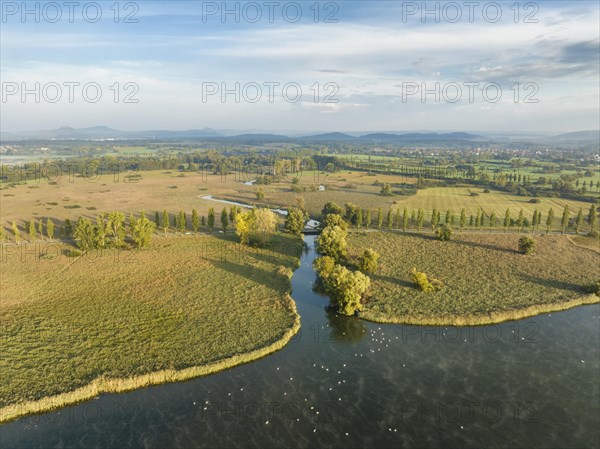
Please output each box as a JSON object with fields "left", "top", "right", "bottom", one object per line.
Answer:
{"left": 552, "top": 130, "right": 599, "bottom": 142}
{"left": 300, "top": 132, "right": 356, "bottom": 141}
{"left": 359, "top": 132, "right": 483, "bottom": 142}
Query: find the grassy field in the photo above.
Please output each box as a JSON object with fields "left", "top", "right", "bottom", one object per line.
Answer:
{"left": 348, "top": 231, "right": 600, "bottom": 326}
{"left": 0, "top": 232, "right": 303, "bottom": 422}
{"left": 391, "top": 186, "right": 597, "bottom": 218}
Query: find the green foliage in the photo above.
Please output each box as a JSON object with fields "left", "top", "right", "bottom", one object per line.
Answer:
{"left": 586, "top": 279, "right": 600, "bottom": 296}
{"left": 28, "top": 220, "right": 36, "bottom": 241}
{"left": 322, "top": 201, "right": 344, "bottom": 219}
{"left": 255, "top": 187, "right": 265, "bottom": 200}
{"left": 358, "top": 248, "right": 380, "bottom": 274}
{"left": 192, "top": 209, "right": 200, "bottom": 233}
{"left": 74, "top": 218, "right": 96, "bottom": 251}
{"left": 561, "top": 205, "right": 570, "bottom": 234}
{"left": 377, "top": 208, "right": 383, "bottom": 230}
{"left": 317, "top": 223, "right": 348, "bottom": 262}
{"left": 379, "top": 183, "right": 393, "bottom": 196}
{"left": 410, "top": 267, "right": 443, "bottom": 293}
{"left": 130, "top": 214, "right": 156, "bottom": 249}
{"left": 518, "top": 236, "right": 536, "bottom": 255}
{"left": 285, "top": 208, "right": 308, "bottom": 236}
{"left": 344, "top": 202, "right": 361, "bottom": 226}
{"left": 435, "top": 224, "right": 453, "bottom": 241}
{"left": 208, "top": 208, "right": 215, "bottom": 232}
{"left": 221, "top": 208, "right": 229, "bottom": 233}
{"left": 316, "top": 262, "right": 371, "bottom": 316}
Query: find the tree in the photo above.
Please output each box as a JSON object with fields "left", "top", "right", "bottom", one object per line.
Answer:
{"left": 445, "top": 210, "right": 452, "bottom": 224}
{"left": 344, "top": 203, "right": 361, "bottom": 227}
{"left": 95, "top": 215, "right": 109, "bottom": 248}
{"left": 130, "top": 214, "right": 156, "bottom": 249}
{"left": 155, "top": 211, "right": 160, "bottom": 228}
{"left": 221, "top": 208, "right": 229, "bottom": 233}
{"left": 410, "top": 267, "right": 443, "bottom": 293}
{"left": 358, "top": 248, "right": 380, "bottom": 274}
{"left": 162, "top": 210, "right": 169, "bottom": 235}
{"left": 387, "top": 209, "right": 393, "bottom": 230}
{"left": 229, "top": 206, "right": 236, "bottom": 222}
{"left": 516, "top": 209, "right": 525, "bottom": 231}
{"left": 37, "top": 220, "right": 44, "bottom": 240}
{"left": 489, "top": 212, "right": 497, "bottom": 232}
{"left": 460, "top": 208, "right": 466, "bottom": 231}
{"left": 435, "top": 224, "right": 453, "bottom": 241}
{"left": 322, "top": 201, "right": 344, "bottom": 219}
{"left": 317, "top": 263, "right": 370, "bottom": 316}
{"left": 64, "top": 218, "right": 73, "bottom": 238}
{"left": 377, "top": 208, "right": 383, "bottom": 230}
{"left": 235, "top": 211, "right": 252, "bottom": 244}
{"left": 192, "top": 209, "right": 200, "bottom": 233}
{"left": 208, "top": 208, "right": 215, "bottom": 232}
{"left": 285, "top": 208, "right": 308, "bottom": 236}
{"left": 105, "top": 212, "right": 125, "bottom": 246}
{"left": 431, "top": 208, "right": 439, "bottom": 230}
{"left": 402, "top": 207, "right": 409, "bottom": 232}
{"left": 12, "top": 221, "right": 20, "bottom": 242}
{"left": 317, "top": 225, "right": 348, "bottom": 262}
{"left": 48, "top": 219, "right": 55, "bottom": 239}
{"left": 518, "top": 236, "right": 536, "bottom": 255}
{"left": 561, "top": 205, "right": 570, "bottom": 234}
{"left": 201, "top": 215, "right": 206, "bottom": 227}
{"left": 546, "top": 208, "right": 554, "bottom": 234}
{"left": 504, "top": 208, "right": 511, "bottom": 232}
{"left": 256, "top": 187, "right": 265, "bottom": 200}
{"left": 588, "top": 205, "right": 597, "bottom": 233}
{"left": 365, "top": 209, "right": 371, "bottom": 228}
{"left": 417, "top": 208, "right": 424, "bottom": 231}
{"left": 253, "top": 208, "right": 278, "bottom": 246}
{"left": 28, "top": 220, "right": 36, "bottom": 241}
{"left": 575, "top": 207, "right": 584, "bottom": 235}
{"left": 379, "top": 183, "right": 392, "bottom": 196}
{"left": 356, "top": 209, "right": 363, "bottom": 229}
{"left": 74, "top": 218, "right": 96, "bottom": 251}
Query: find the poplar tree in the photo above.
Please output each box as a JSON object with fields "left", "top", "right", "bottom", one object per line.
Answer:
{"left": 561, "top": 205, "right": 570, "bottom": 234}
{"left": 208, "top": 208, "right": 215, "bottom": 232}
{"left": 377, "top": 208, "right": 383, "bottom": 230}
{"left": 402, "top": 207, "right": 409, "bottom": 232}
{"left": 192, "top": 209, "right": 200, "bottom": 233}
{"left": 546, "top": 207, "right": 554, "bottom": 234}
{"left": 575, "top": 207, "right": 584, "bottom": 235}
{"left": 162, "top": 210, "right": 169, "bottom": 235}
{"left": 221, "top": 208, "right": 229, "bottom": 233}
{"left": 460, "top": 208, "right": 466, "bottom": 231}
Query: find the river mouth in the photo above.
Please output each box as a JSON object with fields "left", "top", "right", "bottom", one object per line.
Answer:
{"left": 2, "top": 235, "right": 599, "bottom": 448}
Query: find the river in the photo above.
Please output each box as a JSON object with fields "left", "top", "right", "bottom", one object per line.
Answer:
{"left": 2, "top": 235, "right": 599, "bottom": 448}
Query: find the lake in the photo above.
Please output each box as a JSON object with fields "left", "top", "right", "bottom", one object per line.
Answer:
{"left": 2, "top": 235, "right": 599, "bottom": 448}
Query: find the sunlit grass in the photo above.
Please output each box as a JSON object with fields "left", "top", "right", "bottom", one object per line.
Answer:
{"left": 0, "top": 233, "right": 303, "bottom": 422}
{"left": 348, "top": 231, "right": 600, "bottom": 326}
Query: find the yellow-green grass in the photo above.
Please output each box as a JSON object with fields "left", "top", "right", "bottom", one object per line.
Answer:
{"left": 391, "top": 186, "right": 597, "bottom": 220}
{"left": 568, "top": 234, "right": 600, "bottom": 253}
{"left": 0, "top": 233, "right": 303, "bottom": 422}
{"left": 348, "top": 232, "right": 600, "bottom": 326}
{"left": 0, "top": 171, "right": 265, "bottom": 228}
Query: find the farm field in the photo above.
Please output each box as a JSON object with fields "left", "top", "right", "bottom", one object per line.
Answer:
{"left": 391, "top": 186, "right": 597, "bottom": 219}
{"left": 0, "top": 233, "right": 302, "bottom": 422}
{"left": 348, "top": 231, "right": 600, "bottom": 326}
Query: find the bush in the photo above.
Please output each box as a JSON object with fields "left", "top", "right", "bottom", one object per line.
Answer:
{"left": 410, "top": 268, "right": 443, "bottom": 293}
{"left": 483, "top": 189, "right": 490, "bottom": 193}
{"left": 586, "top": 280, "right": 600, "bottom": 296}
{"left": 435, "top": 224, "right": 453, "bottom": 241}
{"left": 470, "top": 192, "right": 480, "bottom": 197}
{"left": 518, "top": 236, "right": 536, "bottom": 255}
{"left": 528, "top": 198, "right": 541, "bottom": 203}
{"left": 275, "top": 265, "right": 293, "bottom": 279}
{"left": 358, "top": 248, "right": 380, "bottom": 274}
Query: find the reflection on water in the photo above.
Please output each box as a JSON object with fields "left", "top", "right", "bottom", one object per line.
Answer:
{"left": 2, "top": 236, "right": 599, "bottom": 448}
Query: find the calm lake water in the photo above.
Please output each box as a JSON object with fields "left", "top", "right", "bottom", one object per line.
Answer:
{"left": 2, "top": 236, "right": 599, "bottom": 448}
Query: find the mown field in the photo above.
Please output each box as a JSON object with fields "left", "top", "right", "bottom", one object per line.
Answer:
{"left": 348, "top": 232, "right": 600, "bottom": 325}
{"left": 0, "top": 233, "right": 303, "bottom": 421}
{"left": 391, "top": 186, "right": 597, "bottom": 222}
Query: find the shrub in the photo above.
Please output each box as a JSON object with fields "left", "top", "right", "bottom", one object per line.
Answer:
{"left": 483, "top": 189, "right": 490, "bottom": 193}
{"left": 470, "top": 192, "right": 480, "bottom": 197}
{"left": 410, "top": 268, "right": 443, "bottom": 293}
{"left": 529, "top": 198, "right": 541, "bottom": 203}
{"left": 435, "top": 224, "right": 453, "bottom": 241}
{"left": 586, "top": 280, "right": 600, "bottom": 296}
{"left": 275, "top": 265, "right": 293, "bottom": 279}
{"left": 518, "top": 236, "right": 536, "bottom": 255}
{"left": 358, "top": 248, "right": 380, "bottom": 274}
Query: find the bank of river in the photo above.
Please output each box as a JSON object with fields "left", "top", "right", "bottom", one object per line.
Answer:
{"left": 2, "top": 235, "right": 599, "bottom": 448}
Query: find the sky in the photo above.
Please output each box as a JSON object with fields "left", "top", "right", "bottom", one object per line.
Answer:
{"left": 1, "top": 0, "right": 599, "bottom": 134}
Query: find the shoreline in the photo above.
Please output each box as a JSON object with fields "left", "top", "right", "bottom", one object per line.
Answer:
{"left": 359, "top": 294, "right": 600, "bottom": 327}
{"left": 0, "top": 294, "right": 301, "bottom": 425}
